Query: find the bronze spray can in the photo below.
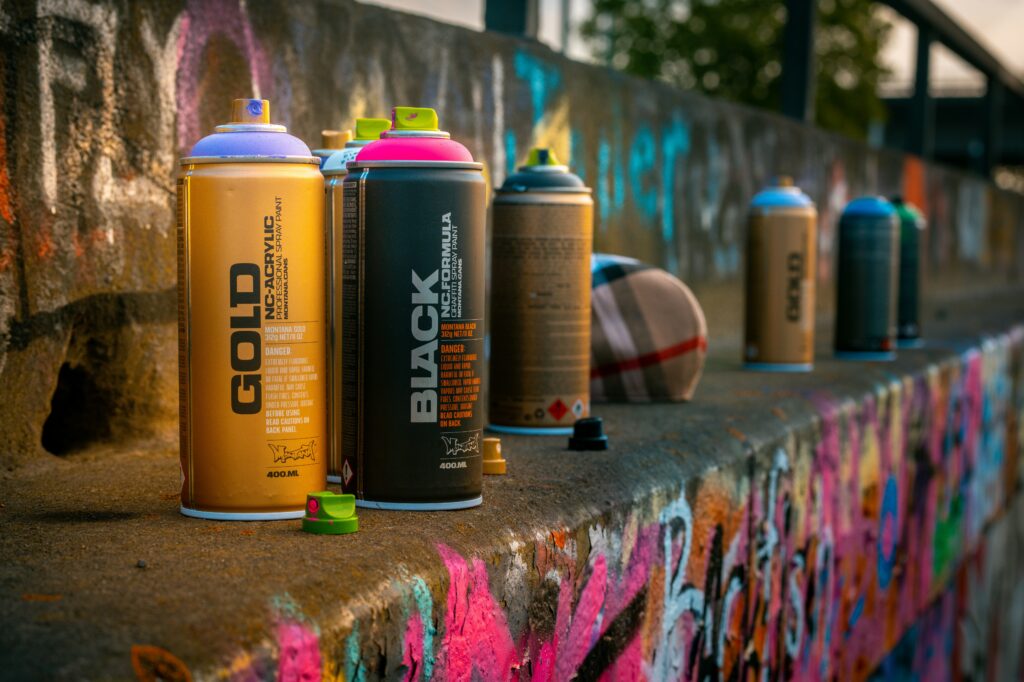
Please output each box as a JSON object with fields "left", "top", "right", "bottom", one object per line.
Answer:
{"left": 311, "top": 129, "right": 352, "bottom": 166}
{"left": 489, "top": 148, "right": 594, "bottom": 434}
{"left": 743, "top": 178, "right": 817, "bottom": 371}
{"left": 321, "top": 117, "right": 390, "bottom": 485}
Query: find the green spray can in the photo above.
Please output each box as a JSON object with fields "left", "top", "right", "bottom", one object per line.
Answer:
{"left": 891, "top": 197, "right": 926, "bottom": 347}
{"left": 834, "top": 196, "right": 898, "bottom": 361}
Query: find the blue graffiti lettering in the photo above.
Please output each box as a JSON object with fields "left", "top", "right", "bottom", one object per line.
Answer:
{"left": 513, "top": 51, "right": 561, "bottom": 127}
{"left": 660, "top": 116, "right": 690, "bottom": 267}
{"left": 629, "top": 126, "right": 657, "bottom": 219}
{"left": 877, "top": 475, "right": 899, "bottom": 588}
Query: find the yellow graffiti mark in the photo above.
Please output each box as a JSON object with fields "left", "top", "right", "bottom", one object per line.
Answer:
{"left": 529, "top": 97, "right": 571, "bottom": 164}
{"left": 216, "top": 650, "right": 256, "bottom": 679}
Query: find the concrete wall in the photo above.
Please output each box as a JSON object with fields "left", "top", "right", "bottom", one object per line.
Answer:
{"left": 2, "top": 0, "right": 1024, "bottom": 468}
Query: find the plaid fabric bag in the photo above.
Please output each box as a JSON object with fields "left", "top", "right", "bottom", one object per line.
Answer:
{"left": 591, "top": 254, "right": 707, "bottom": 402}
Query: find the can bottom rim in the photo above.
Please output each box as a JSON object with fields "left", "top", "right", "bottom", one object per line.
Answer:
{"left": 487, "top": 424, "right": 574, "bottom": 436}
{"left": 834, "top": 350, "right": 897, "bottom": 362}
{"left": 356, "top": 496, "right": 483, "bottom": 511}
{"left": 744, "top": 362, "right": 814, "bottom": 373}
{"left": 326, "top": 474, "right": 342, "bottom": 484}
{"left": 179, "top": 506, "right": 305, "bottom": 521}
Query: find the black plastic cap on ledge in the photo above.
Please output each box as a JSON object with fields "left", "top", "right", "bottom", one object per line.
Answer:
{"left": 569, "top": 417, "right": 609, "bottom": 451}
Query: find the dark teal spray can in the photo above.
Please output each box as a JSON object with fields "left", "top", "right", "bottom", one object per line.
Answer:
{"left": 891, "top": 197, "right": 926, "bottom": 346}
{"left": 834, "top": 196, "right": 899, "bottom": 361}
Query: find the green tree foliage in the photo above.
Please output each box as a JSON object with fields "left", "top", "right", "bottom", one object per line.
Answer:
{"left": 581, "top": 0, "right": 892, "bottom": 140}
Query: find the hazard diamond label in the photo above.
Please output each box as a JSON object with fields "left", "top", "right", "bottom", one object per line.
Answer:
{"left": 342, "top": 459, "right": 354, "bottom": 486}
{"left": 572, "top": 399, "right": 585, "bottom": 418}
{"left": 547, "top": 399, "right": 569, "bottom": 421}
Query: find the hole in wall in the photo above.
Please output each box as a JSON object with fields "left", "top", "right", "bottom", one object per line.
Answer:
{"left": 41, "top": 362, "right": 115, "bottom": 455}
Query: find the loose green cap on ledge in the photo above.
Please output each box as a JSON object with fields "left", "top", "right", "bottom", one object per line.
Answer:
{"left": 301, "top": 491, "right": 359, "bottom": 535}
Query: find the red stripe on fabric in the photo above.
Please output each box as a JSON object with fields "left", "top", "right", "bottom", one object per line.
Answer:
{"left": 590, "top": 335, "right": 708, "bottom": 379}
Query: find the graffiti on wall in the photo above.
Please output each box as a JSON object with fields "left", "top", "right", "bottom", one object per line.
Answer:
{"left": 129, "top": 327, "right": 1023, "bottom": 680}
{"left": 2, "top": 0, "right": 1020, "bottom": 308}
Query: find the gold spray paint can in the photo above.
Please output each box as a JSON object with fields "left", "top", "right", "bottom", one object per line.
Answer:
{"left": 321, "top": 117, "right": 390, "bottom": 485}
{"left": 489, "top": 148, "right": 594, "bottom": 434}
{"left": 743, "top": 178, "right": 817, "bottom": 371}
{"left": 177, "top": 99, "right": 326, "bottom": 519}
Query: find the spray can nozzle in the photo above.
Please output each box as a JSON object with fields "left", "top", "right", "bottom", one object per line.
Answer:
{"left": 231, "top": 98, "right": 270, "bottom": 124}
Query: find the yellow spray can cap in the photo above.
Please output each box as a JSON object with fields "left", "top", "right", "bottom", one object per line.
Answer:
{"left": 526, "top": 147, "right": 561, "bottom": 166}
{"left": 482, "top": 437, "right": 507, "bottom": 475}
{"left": 355, "top": 118, "right": 391, "bottom": 141}
{"left": 321, "top": 129, "right": 353, "bottom": 149}
{"left": 392, "top": 106, "right": 439, "bottom": 132}
{"left": 230, "top": 98, "right": 270, "bottom": 124}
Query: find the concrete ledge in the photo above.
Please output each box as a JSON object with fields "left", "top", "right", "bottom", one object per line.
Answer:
{"left": 3, "top": 294, "right": 1024, "bottom": 680}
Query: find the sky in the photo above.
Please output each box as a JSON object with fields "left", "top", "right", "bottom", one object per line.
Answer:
{"left": 359, "top": 0, "right": 1024, "bottom": 93}
{"left": 879, "top": 0, "right": 1024, "bottom": 94}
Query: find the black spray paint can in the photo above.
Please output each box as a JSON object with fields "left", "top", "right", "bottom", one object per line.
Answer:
{"left": 834, "top": 196, "right": 899, "bottom": 361}
{"left": 892, "top": 197, "right": 926, "bottom": 346}
{"left": 341, "top": 107, "right": 486, "bottom": 510}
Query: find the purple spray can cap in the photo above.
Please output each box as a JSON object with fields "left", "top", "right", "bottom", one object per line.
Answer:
{"left": 183, "top": 99, "right": 313, "bottom": 160}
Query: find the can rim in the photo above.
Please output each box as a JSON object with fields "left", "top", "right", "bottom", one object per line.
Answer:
{"left": 355, "top": 495, "right": 483, "bottom": 511}
{"left": 346, "top": 160, "right": 484, "bottom": 171}
{"left": 495, "top": 186, "right": 593, "bottom": 195}
{"left": 322, "top": 167, "right": 350, "bottom": 177}
{"left": 180, "top": 506, "right": 306, "bottom": 520}
{"left": 382, "top": 129, "right": 452, "bottom": 140}
{"left": 749, "top": 204, "right": 817, "bottom": 215}
{"left": 180, "top": 155, "right": 320, "bottom": 165}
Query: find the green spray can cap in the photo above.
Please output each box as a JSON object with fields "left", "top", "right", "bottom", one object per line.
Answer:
{"left": 301, "top": 491, "right": 359, "bottom": 535}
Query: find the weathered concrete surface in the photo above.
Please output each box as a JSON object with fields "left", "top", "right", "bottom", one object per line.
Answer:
{"left": 2, "top": 0, "right": 1024, "bottom": 468}
{"left": 3, "top": 294, "right": 1023, "bottom": 680}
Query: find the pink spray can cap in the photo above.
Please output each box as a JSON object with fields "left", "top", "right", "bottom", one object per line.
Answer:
{"left": 355, "top": 106, "right": 474, "bottom": 163}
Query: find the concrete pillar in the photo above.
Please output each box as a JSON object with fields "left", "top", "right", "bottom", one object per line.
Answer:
{"left": 780, "top": 0, "right": 817, "bottom": 123}
{"left": 485, "top": 0, "right": 539, "bottom": 39}
{"left": 560, "top": 0, "right": 570, "bottom": 53}
{"left": 909, "top": 24, "right": 935, "bottom": 159}
{"left": 981, "top": 77, "right": 1004, "bottom": 176}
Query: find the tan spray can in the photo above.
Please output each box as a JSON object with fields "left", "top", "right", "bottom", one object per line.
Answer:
{"left": 743, "top": 178, "right": 817, "bottom": 371}
{"left": 489, "top": 148, "right": 594, "bottom": 433}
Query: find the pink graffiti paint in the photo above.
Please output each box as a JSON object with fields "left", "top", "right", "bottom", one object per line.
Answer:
{"left": 598, "top": 632, "right": 644, "bottom": 681}
{"left": 403, "top": 613, "right": 425, "bottom": 682}
{"left": 275, "top": 621, "right": 321, "bottom": 682}
{"left": 555, "top": 555, "right": 608, "bottom": 679}
{"left": 386, "top": 340, "right": 1020, "bottom": 682}
{"left": 435, "top": 544, "right": 518, "bottom": 681}
{"left": 524, "top": 565, "right": 577, "bottom": 682}
{"left": 175, "top": 0, "right": 274, "bottom": 151}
